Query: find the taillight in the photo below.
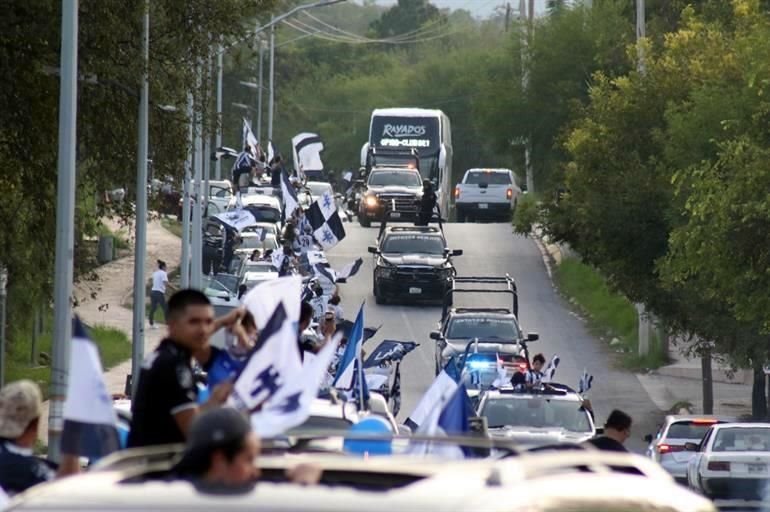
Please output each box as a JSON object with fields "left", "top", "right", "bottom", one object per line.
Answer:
{"left": 506, "top": 188, "right": 513, "bottom": 200}
{"left": 708, "top": 461, "right": 730, "bottom": 471}
{"left": 657, "top": 444, "right": 684, "bottom": 454}
{"left": 454, "top": 186, "right": 460, "bottom": 199}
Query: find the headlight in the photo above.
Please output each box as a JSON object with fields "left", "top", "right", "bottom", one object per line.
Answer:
{"left": 377, "top": 266, "right": 393, "bottom": 279}
{"left": 364, "top": 195, "right": 378, "bottom": 208}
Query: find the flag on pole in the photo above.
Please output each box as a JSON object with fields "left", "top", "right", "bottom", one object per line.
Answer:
{"left": 292, "top": 132, "right": 324, "bottom": 180}
{"left": 333, "top": 303, "right": 364, "bottom": 390}
{"left": 305, "top": 192, "right": 345, "bottom": 250}
{"left": 578, "top": 368, "right": 594, "bottom": 394}
{"left": 281, "top": 169, "right": 300, "bottom": 218}
{"left": 335, "top": 258, "right": 363, "bottom": 282}
{"left": 243, "top": 118, "right": 258, "bottom": 156}
{"left": 228, "top": 304, "right": 302, "bottom": 415}
{"left": 213, "top": 209, "right": 257, "bottom": 232}
{"left": 60, "top": 317, "right": 120, "bottom": 459}
{"left": 267, "top": 140, "right": 276, "bottom": 164}
{"left": 541, "top": 354, "right": 561, "bottom": 383}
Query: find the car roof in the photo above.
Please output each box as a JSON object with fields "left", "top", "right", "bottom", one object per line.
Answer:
{"left": 466, "top": 168, "right": 512, "bottom": 174}
{"left": 383, "top": 226, "right": 443, "bottom": 236}
{"left": 482, "top": 388, "right": 583, "bottom": 402}
{"left": 710, "top": 422, "right": 770, "bottom": 430}
{"left": 241, "top": 195, "right": 280, "bottom": 207}
{"left": 447, "top": 310, "right": 516, "bottom": 319}
{"left": 664, "top": 415, "right": 737, "bottom": 424}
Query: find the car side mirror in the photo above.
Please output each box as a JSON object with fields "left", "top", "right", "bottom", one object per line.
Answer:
{"left": 644, "top": 434, "right": 653, "bottom": 443}
{"left": 451, "top": 249, "right": 463, "bottom": 257}
{"left": 367, "top": 246, "right": 378, "bottom": 254}
{"left": 526, "top": 332, "right": 539, "bottom": 342}
{"left": 429, "top": 331, "right": 441, "bottom": 341}
{"left": 684, "top": 442, "right": 699, "bottom": 452}
{"left": 595, "top": 428, "right": 604, "bottom": 436}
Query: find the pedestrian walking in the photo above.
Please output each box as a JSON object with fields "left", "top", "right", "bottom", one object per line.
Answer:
{"left": 149, "top": 260, "right": 169, "bottom": 328}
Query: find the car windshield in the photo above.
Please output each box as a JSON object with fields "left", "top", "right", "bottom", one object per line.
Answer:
{"left": 482, "top": 397, "right": 593, "bottom": 433}
{"left": 307, "top": 182, "right": 333, "bottom": 196}
{"left": 381, "top": 234, "right": 445, "bottom": 254}
{"left": 238, "top": 235, "right": 277, "bottom": 250}
{"left": 465, "top": 171, "right": 512, "bottom": 185}
{"left": 211, "top": 274, "right": 239, "bottom": 294}
{"left": 447, "top": 317, "right": 519, "bottom": 339}
{"left": 248, "top": 206, "right": 281, "bottom": 223}
{"left": 368, "top": 170, "right": 422, "bottom": 187}
{"left": 713, "top": 428, "right": 770, "bottom": 452}
{"left": 667, "top": 420, "right": 720, "bottom": 440}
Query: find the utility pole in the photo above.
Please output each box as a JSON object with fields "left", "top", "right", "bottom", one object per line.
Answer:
{"left": 636, "top": 0, "right": 646, "bottom": 74}
{"left": 131, "top": 0, "right": 150, "bottom": 397}
{"left": 257, "top": 38, "right": 265, "bottom": 142}
{"left": 214, "top": 40, "right": 223, "bottom": 181}
{"left": 0, "top": 265, "right": 7, "bottom": 386}
{"left": 203, "top": 43, "right": 212, "bottom": 221}
{"left": 181, "top": 93, "right": 193, "bottom": 289}
{"left": 190, "top": 68, "right": 204, "bottom": 289}
{"left": 505, "top": 3, "right": 511, "bottom": 32}
{"left": 49, "top": 0, "right": 79, "bottom": 462}
{"left": 519, "top": 0, "right": 535, "bottom": 194}
{"left": 268, "top": 16, "right": 276, "bottom": 142}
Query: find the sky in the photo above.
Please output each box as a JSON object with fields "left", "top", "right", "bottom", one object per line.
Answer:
{"left": 355, "top": 0, "right": 548, "bottom": 18}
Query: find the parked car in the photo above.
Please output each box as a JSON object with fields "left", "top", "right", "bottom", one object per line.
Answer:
{"left": 686, "top": 422, "right": 770, "bottom": 500}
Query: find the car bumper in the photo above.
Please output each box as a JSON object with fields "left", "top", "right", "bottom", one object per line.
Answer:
{"left": 702, "top": 477, "right": 770, "bottom": 500}
{"left": 376, "top": 275, "right": 451, "bottom": 300}
{"left": 456, "top": 202, "right": 511, "bottom": 217}
{"left": 360, "top": 203, "right": 418, "bottom": 221}
{"left": 660, "top": 456, "right": 694, "bottom": 481}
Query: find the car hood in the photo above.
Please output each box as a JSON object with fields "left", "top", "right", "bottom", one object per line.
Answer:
{"left": 445, "top": 340, "right": 522, "bottom": 355}
{"left": 487, "top": 427, "right": 594, "bottom": 446}
{"left": 381, "top": 254, "right": 447, "bottom": 267}
{"left": 368, "top": 185, "right": 422, "bottom": 195}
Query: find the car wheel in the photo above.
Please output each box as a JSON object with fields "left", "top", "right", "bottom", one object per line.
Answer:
{"left": 375, "top": 290, "right": 386, "bottom": 305}
{"left": 359, "top": 215, "right": 371, "bottom": 228}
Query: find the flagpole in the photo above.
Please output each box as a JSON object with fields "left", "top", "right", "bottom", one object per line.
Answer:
{"left": 357, "top": 302, "right": 366, "bottom": 411}
{"left": 49, "top": 0, "right": 79, "bottom": 462}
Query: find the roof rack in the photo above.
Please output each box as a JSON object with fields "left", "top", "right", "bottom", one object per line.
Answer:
{"left": 377, "top": 209, "right": 447, "bottom": 239}
{"left": 366, "top": 146, "right": 420, "bottom": 172}
{"left": 443, "top": 275, "right": 518, "bottom": 320}
{"left": 452, "top": 308, "right": 512, "bottom": 315}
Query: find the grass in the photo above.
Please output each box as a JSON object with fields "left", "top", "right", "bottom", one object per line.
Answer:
{"left": 6, "top": 311, "right": 131, "bottom": 400}
{"left": 161, "top": 217, "right": 183, "bottom": 238}
{"left": 554, "top": 257, "right": 669, "bottom": 371}
{"left": 98, "top": 223, "right": 131, "bottom": 251}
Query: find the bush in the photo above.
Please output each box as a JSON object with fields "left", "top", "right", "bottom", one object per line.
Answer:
{"left": 512, "top": 194, "right": 541, "bottom": 235}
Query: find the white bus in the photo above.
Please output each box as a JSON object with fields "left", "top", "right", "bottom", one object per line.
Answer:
{"left": 361, "top": 108, "right": 453, "bottom": 217}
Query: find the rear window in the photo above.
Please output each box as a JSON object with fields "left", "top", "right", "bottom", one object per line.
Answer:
{"left": 666, "top": 421, "right": 720, "bottom": 440}
{"left": 713, "top": 427, "right": 770, "bottom": 452}
{"left": 465, "top": 171, "right": 512, "bottom": 185}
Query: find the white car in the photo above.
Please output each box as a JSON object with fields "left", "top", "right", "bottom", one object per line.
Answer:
{"left": 233, "top": 232, "right": 279, "bottom": 258}
{"left": 476, "top": 385, "right": 596, "bottom": 447}
{"left": 454, "top": 168, "right": 521, "bottom": 223}
{"left": 305, "top": 181, "right": 334, "bottom": 204}
{"left": 686, "top": 422, "right": 770, "bottom": 500}
{"left": 644, "top": 415, "right": 733, "bottom": 484}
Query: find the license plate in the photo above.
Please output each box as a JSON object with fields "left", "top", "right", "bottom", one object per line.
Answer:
{"left": 390, "top": 212, "right": 401, "bottom": 218}
{"left": 479, "top": 203, "right": 488, "bottom": 209}
{"left": 409, "top": 287, "right": 422, "bottom": 294}
{"left": 749, "top": 463, "right": 767, "bottom": 474}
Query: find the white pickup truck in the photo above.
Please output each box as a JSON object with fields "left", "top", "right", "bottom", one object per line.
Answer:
{"left": 454, "top": 168, "right": 521, "bottom": 222}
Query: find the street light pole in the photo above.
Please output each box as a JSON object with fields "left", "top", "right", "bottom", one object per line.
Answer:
{"left": 257, "top": 39, "right": 264, "bottom": 142}
{"left": 215, "top": 40, "right": 223, "bottom": 181}
{"left": 268, "top": 17, "right": 275, "bottom": 142}
{"left": 190, "top": 65, "right": 204, "bottom": 289}
{"left": 181, "top": 93, "right": 193, "bottom": 288}
{"left": 49, "top": 0, "right": 79, "bottom": 462}
{"left": 131, "top": 0, "right": 150, "bottom": 398}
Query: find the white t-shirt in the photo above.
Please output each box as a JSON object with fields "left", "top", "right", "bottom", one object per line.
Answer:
{"left": 151, "top": 269, "right": 168, "bottom": 293}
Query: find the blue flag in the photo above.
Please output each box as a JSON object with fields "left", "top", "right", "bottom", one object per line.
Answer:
{"left": 333, "top": 304, "right": 364, "bottom": 390}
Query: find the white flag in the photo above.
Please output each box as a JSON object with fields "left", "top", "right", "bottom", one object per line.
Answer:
{"left": 242, "top": 275, "right": 301, "bottom": 331}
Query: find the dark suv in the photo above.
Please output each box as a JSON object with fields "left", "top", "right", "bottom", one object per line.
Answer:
{"left": 358, "top": 168, "right": 424, "bottom": 227}
{"left": 368, "top": 226, "right": 462, "bottom": 304}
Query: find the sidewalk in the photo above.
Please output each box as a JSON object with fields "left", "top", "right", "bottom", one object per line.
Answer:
{"left": 40, "top": 217, "right": 181, "bottom": 444}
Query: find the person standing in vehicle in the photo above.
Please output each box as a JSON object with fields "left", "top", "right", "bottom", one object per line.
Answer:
{"left": 128, "top": 290, "right": 243, "bottom": 448}
{"left": 149, "top": 260, "right": 169, "bottom": 329}
{"left": 0, "top": 380, "right": 55, "bottom": 495}
{"left": 416, "top": 179, "right": 437, "bottom": 226}
{"left": 172, "top": 407, "right": 322, "bottom": 489}
{"left": 586, "top": 409, "right": 632, "bottom": 452}
{"left": 511, "top": 353, "right": 546, "bottom": 388}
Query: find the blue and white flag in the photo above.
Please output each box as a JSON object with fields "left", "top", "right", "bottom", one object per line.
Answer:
{"left": 250, "top": 332, "right": 342, "bottom": 437}
{"left": 281, "top": 169, "right": 300, "bottom": 218}
{"left": 364, "top": 340, "right": 418, "bottom": 368}
{"left": 306, "top": 192, "right": 346, "bottom": 250}
{"left": 214, "top": 208, "right": 257, "bottom": 232}
{"left": 60, "top": 317, "right": 120, "bottom": 460}
{"left": 405, "top": 369, "right": 459, "bottom": 431}
{"left": 243, "top": 118, "right": 258, "bottom": 156}
{"left": 229, "top": 304, "right": 302, "bottom": 417}
{"left": 333, "top": 304, "right": 364, "bottom": 390}
{"left": 242, "top": 275, "right": 302, "bottom": 331}
{"left": 314, "top": 263, "right": 337, "bottom": 285}
{"left": 292, "top": 132, "right": 324, "bottom": 179}
{"left": 267, "top": 140, "right": 276, "bottom": 164}
{"left": 578, "top": 368, "right": 594, "bottom": 394}
{"left": 541, "top": 354, "right": 560, "bottom": 383}
{"left": 335, "top": 258, "right": 363, "bottom": 282}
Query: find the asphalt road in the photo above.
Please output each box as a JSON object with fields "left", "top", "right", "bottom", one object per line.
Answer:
{"left": 326, "top": 221, "right": 661, "bottom": 453}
